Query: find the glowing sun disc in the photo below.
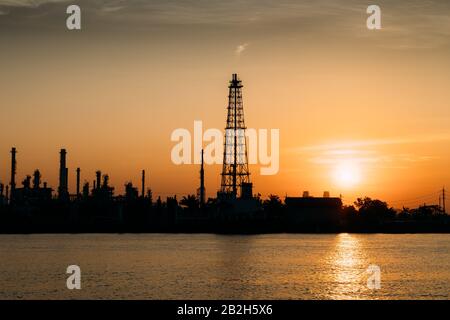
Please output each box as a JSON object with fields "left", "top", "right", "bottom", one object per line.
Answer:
{"left": 333, "top": 161, "right": 361, "bottom": 188}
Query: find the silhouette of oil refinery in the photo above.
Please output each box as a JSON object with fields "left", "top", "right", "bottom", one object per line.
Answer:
{"left": 0, "top": 74, "right": 448, "bottom": 233}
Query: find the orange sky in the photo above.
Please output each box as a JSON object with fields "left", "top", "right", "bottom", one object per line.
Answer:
{"left": 0, "top": 0, "right": 449, "bottom": 207}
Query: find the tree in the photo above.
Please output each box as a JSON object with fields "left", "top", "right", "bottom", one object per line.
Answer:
{"left": 398, "top": 207, "right": 411, "bottom": 220}
{"left": 263, "top": 194, "right": 283, "bottom": 218}
{"left": 180, "top": 195, "right": 199, "bottom": 211}
{"left": 412, "top": 205, "right": 443, "bottom": 220}
{"left": 354, "top": 197, "right": 396, "bottom": 223}
{"left": 340, "top": 205, "right": 358, "bottom": 228}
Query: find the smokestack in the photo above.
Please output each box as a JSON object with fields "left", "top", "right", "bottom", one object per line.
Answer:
{"left": 96, "top": 171, "right": 101, "bottom": 189}
{"left": 33, "top": 170, "right": 41, "bottom": 189}
{"left": 23, "top": 175, "right": 31, "bottom": 189}
{"left": 200, "top": 149, "right": 205, "bottom": 206}
{"left": 83, "top": 182, "right": 89, "bottom": 198}
{"left": 76, "top": 168, "right": 81, "bottom": 197}
{"left": 141, "top": 170, "right": 145, "bottom": 198}
{"left": 10, "top": 147, "right": 16, "bottom": 201}
{"left": 102, "top": 175, "right": 109, "bottom": 188}
{"left": 58, "top": 149, "right": 68, "bottom": 198}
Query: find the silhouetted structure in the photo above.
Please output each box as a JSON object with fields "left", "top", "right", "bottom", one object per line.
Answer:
{"left": 13, "top": 168, "right": 52, "bottom": 205}
{"left": 220, "top": 73, "right": 251, "bottom": 198}
{"left": 0, "top": 74, "right": 449, "bottom": 234}
{"left": 58, "top": 149, "right": 68, "bottom": 199}
{"left": 199, "top": 150, "right": 205, "bottom": 206}
{"left": 10, "top": 147, "right": 17, "bottom": 202}
{"left": 285, "top": 195, "right": 342, "bottom": 231}
{"left": 214, "top": 75, "right": 260, "bottom": 220}
{"left": 0, "top": 147, "right": 448, "bottom": 233}
{"left": 96, "top": 171, "right": 101, "bottom": 190}
{"left": 33, "top": 170, "right": 41, "bottom": 189}
{"left": 141, "top": 170, "right": 145, "bottom": 198}
{"left": 76, "top": 168, "right": 81, "bottom": 198}
{"left": 0, "top": 183, "right": 4, "bottom": 206}
{"left": 82, "top": 182, "right": 89, "bottom": 199}
{"left": 125, "top": 182, "right": 139, "bottom": 200}
{"left": 93, "top": 173, "right": 114, "bottom": 199}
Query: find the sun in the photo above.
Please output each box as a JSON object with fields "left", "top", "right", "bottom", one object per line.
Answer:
{"left": 333, "top": 160, "right": 361, "bottom": 188}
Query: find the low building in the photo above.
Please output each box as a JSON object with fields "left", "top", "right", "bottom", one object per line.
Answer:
{"left": 285, "top": 195, "right": 342, "bottom": 226}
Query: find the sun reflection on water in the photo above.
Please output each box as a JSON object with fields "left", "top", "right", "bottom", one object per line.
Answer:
{"left": 325, "top": 233, "right": 369, "bottom": 299}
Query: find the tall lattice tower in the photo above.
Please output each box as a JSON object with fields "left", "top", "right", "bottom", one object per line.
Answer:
{"left": 220, "top": 74, "right": 251, "bottom": 198}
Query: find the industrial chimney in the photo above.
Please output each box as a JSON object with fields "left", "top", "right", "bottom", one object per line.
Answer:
{"left": 199, "top": 150, "right": 205, "bottom": 206}
{"left": 58, "top": 149, "right": 68, "bottom": 198}
{"left": 96, "top": 171, "right": 101, "bottom": 190}
{"left": 76, "top": 168, "right": 81, "bottom": 197}
{"left": 33, "top": 170, "right": 41, "bottom": 189}
{"left": 10, "top": 147, "right": 16, "bottom": 201}
{"left": 141, "top": 170, "right": 145, "bottom": 198}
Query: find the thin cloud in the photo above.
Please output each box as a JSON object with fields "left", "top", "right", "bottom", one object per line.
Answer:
{"left": 235, "top": 43, "right": 249, "bottom": 56}
{"left": 0, "top": 0, "right": 69, "bottom": 6}
{"left": 1, "top": 0, "right": 450, "bottom": 50}
{"left": 309, "top": 153, "right": 438, "bottom": 165}
{"left": 101, "top": 5, "right": 125, "bottom": 13}
{"left": 293, "top": 133, "right": 450, "bottom": 153}
{"left": 290, "top": 133, "right": 449, "bottom": 169}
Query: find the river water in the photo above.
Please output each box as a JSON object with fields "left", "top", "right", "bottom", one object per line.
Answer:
{"left": 0, "top": 233, "right": 449, "bottom": 299}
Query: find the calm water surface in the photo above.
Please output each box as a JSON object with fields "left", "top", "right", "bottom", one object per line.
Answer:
{"left": 0, "top": 234, "right": 449, "bottom": 299}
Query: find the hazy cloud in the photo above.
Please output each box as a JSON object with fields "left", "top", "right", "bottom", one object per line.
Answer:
{"left": 0, "top": 0, "right": 449, "bottom": 50}
{"left": 309, "top": 152, "right": 438, "bottom": 166}
{"left": 292, "top": 133, "right": 449, "bottom": 168}
{"left": 235, "top": 43, "right": 249, "bottom": 56}
{"left": 294, "top": 133, "right": 450, "bottom": 153}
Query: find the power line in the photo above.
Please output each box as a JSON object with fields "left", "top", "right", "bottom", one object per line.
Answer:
{"left": 387, "top": 190, "right": 442, "bottom": 204}
{"left": 339, "top": 189, "right": 444, "bottom": 208}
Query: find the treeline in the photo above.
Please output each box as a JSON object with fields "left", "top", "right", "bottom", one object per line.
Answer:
{"left": 0, "top": 193, "right": 448, "bottom": 233}
{"left": 259, "top": 195, "right": 449, "bottom": 233}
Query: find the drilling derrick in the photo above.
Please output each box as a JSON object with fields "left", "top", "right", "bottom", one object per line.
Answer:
{"left": 220, "top": 74, "right": 251, "bottom": 198}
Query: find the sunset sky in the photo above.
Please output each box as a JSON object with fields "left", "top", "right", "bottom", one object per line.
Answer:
{"left": 0, "top": 0, "right": 449, "bottom": 207}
